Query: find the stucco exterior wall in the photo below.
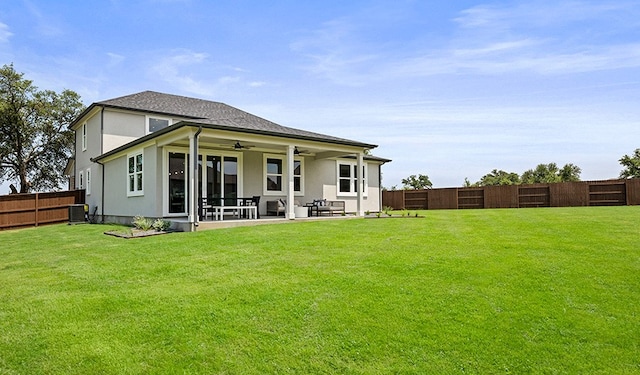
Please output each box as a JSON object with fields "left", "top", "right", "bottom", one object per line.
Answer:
{"left": 102, "top": 110, "right": 146, "bottom": 153}
{"left": 242, "top": 151, "right": 265, "bottom": 212}
{"left": 75, "top": 111, "right": 102, "bottom": 212}
{"left": 103, "top": 145, "right": 160, "bottom": 219}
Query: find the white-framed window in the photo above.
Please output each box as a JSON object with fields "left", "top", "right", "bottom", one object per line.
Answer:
{"left": 127, "top": 151, "right": 144, "bottom": 196}
{"left": 337, "top": 160, "right": 367, "bottom": 197}
{"left": 78, "top": 170, "right": 84, "bottom": 190}
{"left": 147, "top": 116, "right": 172, "bottom": 134}
{"left": 82, "top": 123, "right": 87, "bottom": 151}
{"left": 263, "top": 154, "right": 304, "bottom": 195}
{"left": 86, "top": 168, "right": 91, "bottom": 195}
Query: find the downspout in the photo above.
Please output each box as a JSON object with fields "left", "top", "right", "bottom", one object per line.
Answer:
{"left": 379, "top": 163, "right": 383, "bottom": 213}
{"left": 99, "top": 107, "right": 104, "bottom": 222}
{"left": 93, "top": 158, "right": 105, "bottom": 223}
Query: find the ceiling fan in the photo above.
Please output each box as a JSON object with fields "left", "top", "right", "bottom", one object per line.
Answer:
{"left": 294, "top": 146, "right": 312, "bottom": 155}
{"left": 217, "top": 141, "right": 254, "bottom": 150}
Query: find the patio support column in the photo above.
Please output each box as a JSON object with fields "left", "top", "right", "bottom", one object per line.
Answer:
{"left": 357, "top": 152, "right": 364, "bottom": 216}
{"left": 188, "top": 128, "right": 201, "bottom": 231}
{"left": 286, "top": 145, "right": 295, "bottom": 220}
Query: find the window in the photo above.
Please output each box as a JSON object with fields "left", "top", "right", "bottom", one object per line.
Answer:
{"left": 263, "top": 154, "right": 304, "bottom": 195}
{"left": 127, "top": 151, "right": 143, "bottom": 196}
{"left": 86, "top": 168, "right": 91, "bottom": 195}
{"left": 147, "top": 116, "right": 171, "bottom": 134}
{"left": 293, "top": 160, "right": 303, "bottom": 193}
{"left": 266, "top": 158, "right": 283, "bottom": 192}
{"left": 82, "top": 123, "right": 87, "bottom": 151}
{"left": 337, "top": 161, "right": 367, "bottom": 196}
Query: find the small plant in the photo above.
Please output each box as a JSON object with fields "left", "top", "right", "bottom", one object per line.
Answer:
{"left": 152, "top": 219, "right": 171, "bottom": 232}
{"left": 132, "top": 215, "right": 153, "bottom": 231}
{"left": 365, "top": 210, "right": 370, "bottom": 216}
{"left": 376, "top": 212, "right": 381, "bottom": 218}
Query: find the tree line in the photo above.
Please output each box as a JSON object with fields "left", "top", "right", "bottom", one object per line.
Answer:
{"left": 396, "top": 153, "right": 640, "bottom": 190}
{"left": 464, "top": 162, "right": 581, "bottom": 187}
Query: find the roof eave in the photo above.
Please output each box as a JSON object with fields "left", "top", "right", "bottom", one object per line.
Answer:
{"left": 180, "top": 120, "right": 378, "bottom": 150}
{"left": 91, "top": 122, "right": 378, "bottom": 163}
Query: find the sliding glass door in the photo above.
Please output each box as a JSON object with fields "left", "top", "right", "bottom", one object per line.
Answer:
{"left": 168, "top": 151, "right": 240, "bottom": 215}
{"left": 201, "top": 155, "right": 237, "bottom": 206}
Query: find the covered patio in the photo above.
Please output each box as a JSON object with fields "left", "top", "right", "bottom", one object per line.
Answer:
{"left": 154, "top": 121, "right": 372, "bottom": 231}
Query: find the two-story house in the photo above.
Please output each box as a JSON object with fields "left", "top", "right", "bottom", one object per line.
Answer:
{"left": 69, "top": 91, "right": 390, "bottom": 231}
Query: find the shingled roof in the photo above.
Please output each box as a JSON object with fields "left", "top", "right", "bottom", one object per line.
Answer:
{"left": 81, "top": 91, "right": 376, "bottom": 148}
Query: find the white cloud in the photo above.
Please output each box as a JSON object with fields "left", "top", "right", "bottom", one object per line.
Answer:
{"left": 0, "top": 22, "right": 12, "bottom": 42}
{"left": 290, "top": 18, "right": 379, "bottom": 85}
{"left": 292, "top": 1, "right": 640, "bottom": 84}
{"left": 149, "top": 50, "right": 213, "bottom": 95}
{"left": 23, "top": 0, "right": 64, "bottom": 38}
{"left": 106, "top": 52, "right": 125, "bottom": 67}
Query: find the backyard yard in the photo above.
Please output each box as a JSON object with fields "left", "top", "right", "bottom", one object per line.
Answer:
{"left": 1, "top": 206, "right": 639, "bottom": 374}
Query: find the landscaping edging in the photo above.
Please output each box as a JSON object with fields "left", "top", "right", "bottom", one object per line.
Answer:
{"left": 104, "top": 229, "right": 173, "bottom": 239}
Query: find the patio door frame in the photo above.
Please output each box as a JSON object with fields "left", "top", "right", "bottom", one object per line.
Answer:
{"left": 198, "top": 151, "right": 243, "bottom": 208}
{"left": 163, "top": 147, "right": 243, "bottom": 217}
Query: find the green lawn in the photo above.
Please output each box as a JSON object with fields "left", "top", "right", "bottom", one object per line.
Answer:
{"left": 1, "top": 207, "right": 639, "bottom": 374}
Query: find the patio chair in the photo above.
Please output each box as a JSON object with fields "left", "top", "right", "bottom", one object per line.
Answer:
{"left": 267, "top": 199, "right": 286, "bottom": 216}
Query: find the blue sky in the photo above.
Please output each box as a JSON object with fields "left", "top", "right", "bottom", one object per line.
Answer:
{"left": 1, "top": 0, "right": 639, "bottom": 192}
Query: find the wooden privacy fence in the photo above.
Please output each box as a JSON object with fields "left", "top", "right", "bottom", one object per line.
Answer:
{"left": 383, "top": 179, "right": 640, "bottom": 210}
{"left": 0, "top": 190, "right": 85, "bottom": 230}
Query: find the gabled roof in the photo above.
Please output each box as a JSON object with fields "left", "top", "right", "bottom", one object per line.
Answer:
{"left": 72, "top": 90, "right": 377, "bottom": 149}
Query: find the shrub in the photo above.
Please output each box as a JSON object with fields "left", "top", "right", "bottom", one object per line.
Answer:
{"left": 152, "top": 219, "right": 171, "bottom": 232}
{"left": 132, "top": 215, "right": 153, "bottom": 231}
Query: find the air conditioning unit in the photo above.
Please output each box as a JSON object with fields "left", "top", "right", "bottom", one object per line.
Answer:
{"left": 68, "top": 204, "right": 86, "bottom": 224}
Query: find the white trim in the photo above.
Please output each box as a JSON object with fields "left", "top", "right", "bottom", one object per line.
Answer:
{"left": 263, "top": 153, "right": 304, "bottom": 196}
{"left": 162, "top": 147, "right": 244, "bottom": 217}
{"left": 146, "top": 115, "right": 173, "bottom": 135}
{"left": 127, "top": 150, "right": 144, "bottom": 197}
{"left": 81, "top": 123, "right": 87, "bottom": 151}
{"left": 86, "top": 168, "right": 91, "bottom": 195}
{"left": 78, "top": 170, "right": 84, "bottom": 190}
{"left": 336, "top": 160, "right": 368, "bottom": 197}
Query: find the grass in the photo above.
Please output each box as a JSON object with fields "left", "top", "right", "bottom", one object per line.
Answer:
{"left": 1, "top": 206, "right": 639, "bottom": 374}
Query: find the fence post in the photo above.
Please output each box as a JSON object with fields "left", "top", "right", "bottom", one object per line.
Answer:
{"left": 34, "top": 192, "right": 39, "bottom": 227}
{"left": 402, "top": 190, "right": 406, "bottom": 210}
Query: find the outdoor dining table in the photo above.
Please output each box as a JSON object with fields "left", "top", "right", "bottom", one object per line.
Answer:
{"left": 200, "top": 196, "right": 260, "bottom": 220}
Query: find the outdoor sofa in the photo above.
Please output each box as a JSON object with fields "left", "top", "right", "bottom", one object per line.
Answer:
{"left": 309, "top": 199, "right": 345, "bottom": 216}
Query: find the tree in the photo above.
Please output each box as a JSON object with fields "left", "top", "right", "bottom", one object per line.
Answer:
{"left": 558, "top": 163, "right": 582, "bottom": 182}
{"left": 0, "top": 64, "right": 84, "bottom": 193}
{"left": 619, "top": 148, "right": 640, "bottom": 179}
{"left": 477, "top": 169, "right": 521, "bottom": 186}
{"left": 521, "top": 163, "right": 581, "bottom": 184}
{"left": 402, "top": 174, "right": 432, "bottom": 189}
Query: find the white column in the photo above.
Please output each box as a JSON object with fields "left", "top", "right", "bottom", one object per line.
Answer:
{"left": 357, "top": 152, "right": 364, "bottom": 217}
{"left": 188, "top": 133, "right": 197, "bottom": 229}
{"left": 286, "top": 145, "right": 295, "bottom": 219}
